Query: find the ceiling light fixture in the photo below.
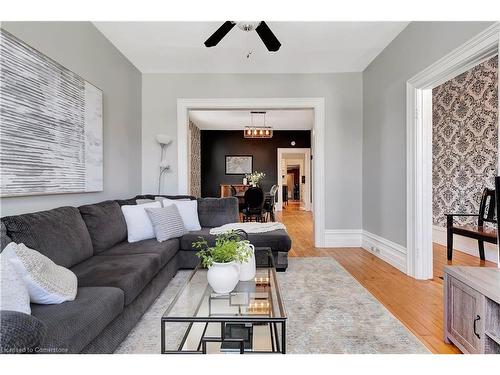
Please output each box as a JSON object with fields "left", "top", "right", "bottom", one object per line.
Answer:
{"left": 244, "top": 111, "right": 273, "bottom": 139}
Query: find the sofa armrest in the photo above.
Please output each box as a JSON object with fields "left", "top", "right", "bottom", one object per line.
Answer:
{"left": 197, "top": 197, "right": 239, "bottom": 227}
{"left": 0, "top": 310, "right": 46, "bottom": 354}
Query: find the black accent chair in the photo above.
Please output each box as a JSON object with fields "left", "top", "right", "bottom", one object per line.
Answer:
{"left": 242, "top": 187, "right": 265, "bottom": 222}
{"left": 446, "top": 188, "right": 497, "bottom": 261}
{"left": 264, "top": 184, "right": 279, "bottom": 222}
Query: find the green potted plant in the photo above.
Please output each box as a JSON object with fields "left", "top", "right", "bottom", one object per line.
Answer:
{"left": 193, "top": 231, "right": 252, "bottom": 293}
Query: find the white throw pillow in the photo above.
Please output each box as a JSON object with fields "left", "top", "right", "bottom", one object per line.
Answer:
{"left": 156, "top": 198, "right": 201, "bottom": 231}
{"left": 0, "top": 245, "right": 31, "bottom": 314}
{"left": 2, "top": 242, "right": 77, "bottom": 305}
{"left": 121, "top": 201, "right": 161, "bottom": 242}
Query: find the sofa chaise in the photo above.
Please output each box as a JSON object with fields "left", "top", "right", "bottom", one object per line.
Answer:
{"left": 0, "top": 195, "right": 291, "bottom": 354}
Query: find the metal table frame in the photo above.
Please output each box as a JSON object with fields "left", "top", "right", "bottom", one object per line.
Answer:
{"left": 161, "top": 248, "right": 287, "bottom": 354}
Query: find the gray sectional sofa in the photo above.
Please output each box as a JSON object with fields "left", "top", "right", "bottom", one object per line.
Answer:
{"left": 0, "top": 195, "right": 291, "bottom": 354}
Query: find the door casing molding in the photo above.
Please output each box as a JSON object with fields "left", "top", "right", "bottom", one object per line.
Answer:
{"left": 406, "top": 23, "right": 500, "bottom": 279}
{"left": 177, "top": 97, "right": 326, "bottom": 247}
{"left": 276, "top": 147, "right": 312, "bottom": 211}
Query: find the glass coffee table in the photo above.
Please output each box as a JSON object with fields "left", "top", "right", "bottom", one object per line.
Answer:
{"left": 161, "top": 248, "right": 287, "bottom": 354}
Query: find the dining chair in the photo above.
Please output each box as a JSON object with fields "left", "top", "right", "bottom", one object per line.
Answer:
{"left": 242, "top": 187, "right": 265, "bottom": 222}
{"left": 264, "top": 184, "right": 279, "bottom": 222}
{"left": 230, "top": 185, "right": 237, "bottom": 196}
{"left": 446, "top": 188, "right": 497, "bottom": 261}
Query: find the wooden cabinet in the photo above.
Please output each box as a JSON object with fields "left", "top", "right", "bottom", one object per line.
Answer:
{"left": 446, "top": 276, "right": 485, "bottom": 353}
{"left": 444, "top": 267, "right": 500, "bottom": 354}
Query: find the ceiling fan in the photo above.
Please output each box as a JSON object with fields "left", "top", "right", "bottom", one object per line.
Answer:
{"left": 204, "top": 21, "right": 281, "bottom": 52}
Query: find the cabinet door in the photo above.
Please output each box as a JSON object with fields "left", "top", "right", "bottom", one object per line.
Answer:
{"left": 447, "top": 276, "right": 485, "bottom": 353}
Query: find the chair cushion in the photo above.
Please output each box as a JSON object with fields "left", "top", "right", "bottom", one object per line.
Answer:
{"left": 71, "top": 254, "right": 162, "bottom": 305}
{"left": 102, "top": 238, "right": 179, "bottom": 268}
{"left": 180, "top": 228, "right": 292, "bottom": 252}
{"left": 79, "top": 200, "right": 127, "bottom": 254}
{"left": 1, "top": 207, "right": 93, "bottom": 268}
{"left": 31, "top": 286, "right": 124, "bottom": 354}
{"left": 197, "top": 197, "right": 239, "bottom": 228}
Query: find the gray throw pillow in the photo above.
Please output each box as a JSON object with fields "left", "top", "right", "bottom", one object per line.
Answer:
{"left": 145, "top": 205, "right": 187, "bottom": 242}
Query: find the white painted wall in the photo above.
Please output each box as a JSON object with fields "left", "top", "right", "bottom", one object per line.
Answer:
{"left": 142, "top": 73, "right": 363, "bottom": 230}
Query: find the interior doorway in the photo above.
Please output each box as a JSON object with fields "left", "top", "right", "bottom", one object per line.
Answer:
{"left": 177, "top": 98, "right": 326, "bottom": 247}
{"left": 276, "top": 148, "right": 311, "bottom": 212}
{"left": 406, "top": 23, "right": 500, "bottom": 279}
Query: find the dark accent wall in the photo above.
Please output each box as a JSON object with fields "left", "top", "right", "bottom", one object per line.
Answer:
{"left": 200, "top": 130, "right": 311, "bottom": 197}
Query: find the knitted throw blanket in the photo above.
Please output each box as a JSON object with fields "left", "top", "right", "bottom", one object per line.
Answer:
{"left": 209, "top": 222, "right": 286, "bottom": 235}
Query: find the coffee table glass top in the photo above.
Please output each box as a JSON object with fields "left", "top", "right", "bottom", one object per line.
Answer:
{"left": 161, "top": 250, "right": 286, "bottom": 353}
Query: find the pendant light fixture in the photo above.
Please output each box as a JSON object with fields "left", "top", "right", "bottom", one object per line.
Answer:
{"left": 244, "top": 111, "right": 273, "bottom": 138}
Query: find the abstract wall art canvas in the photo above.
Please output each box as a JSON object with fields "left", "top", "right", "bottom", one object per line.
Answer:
{"left": 0, "top": 29, "right": 103, "bottom": 197}
{"left": 225, "top": 155, "right": 253, "bottom": 175}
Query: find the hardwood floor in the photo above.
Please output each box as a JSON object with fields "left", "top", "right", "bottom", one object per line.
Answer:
{"left": 276, "top": 206, "right": 497, "bottom": 354}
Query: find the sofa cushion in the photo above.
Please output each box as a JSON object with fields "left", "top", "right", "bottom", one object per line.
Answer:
{"left": 180, "top": 228, "right": 292, "bottom": 252}
{"left": 1, "top": 222, "right": 11, "bottom": 251}
{"left": 197, "top": 197, "right": 239, "bottom": 228}
{"left": 0, "top": 310, "right": 47, "bottom": 354}
{"left": 31, "top": 286, "right": 124, "bottom": 354}
{"left": 71, "top": 254, "right": 162, "bottom": 305}
{"left": 137, "top": 194, "right": 195, "bottom": 201}
{"left": 79, "top": 201, "right": 127, "bottom": 254}
{"left": 115, "top": 197, "right": 138, "bottom": 206}
{"left": 102, "top": 238, "right": 179, "bottom": 268}
{"left": 1, "top": 207, "right": 93, "bottom": 268}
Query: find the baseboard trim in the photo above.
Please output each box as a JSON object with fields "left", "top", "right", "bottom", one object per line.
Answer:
{"left": 323, "top": 229, "right": 408, "bottom": 273}
{"left": 323, "top": 229, "right": 362, "bottom": 247}
{"left": 432, "top": 226, "right": 498, "bottom": 263}
{"left": 361, "top": 231, "right": 407, "bottom": 273}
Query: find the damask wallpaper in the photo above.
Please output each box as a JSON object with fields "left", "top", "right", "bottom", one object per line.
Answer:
{"left": 189, "top": 120, "right": 201, "bottom": 197}
{"left": 432, "top": 55, "right": 498, "bottom": 227}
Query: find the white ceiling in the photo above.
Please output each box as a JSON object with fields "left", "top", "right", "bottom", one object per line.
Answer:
{"left": 93, "top": 22, "right": 408, "bottom": 73}
{"left": 189, "top": 109, "right": 313, "bottom": 130}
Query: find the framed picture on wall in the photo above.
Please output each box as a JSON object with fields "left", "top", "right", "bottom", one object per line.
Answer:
{"left": 225, "top": 155, "right": 253, "bottom": 175}
{"left": 0, "top": 29, "right": 103, "bottom": 197}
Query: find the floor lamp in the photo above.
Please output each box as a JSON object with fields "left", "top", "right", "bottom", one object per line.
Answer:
{"left": 156, "top": 134, "right": 173, "bottom": 194}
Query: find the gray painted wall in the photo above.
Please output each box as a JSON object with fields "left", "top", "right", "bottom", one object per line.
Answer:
{"left": 0, "top": 22, "right": 142, "bottom": 216}
{"left": 142, "top": 73, "right": 363, "bottom": 230}
{"left": 362, "top": 21, "right": 495, "bottom": 246}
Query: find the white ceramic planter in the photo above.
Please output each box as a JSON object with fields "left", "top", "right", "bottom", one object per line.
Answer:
{"left": 207, "top": 261, "right": 240, "bottom": 294}
{"left": 239, "top": 244, "right": 256, "bottom": 281}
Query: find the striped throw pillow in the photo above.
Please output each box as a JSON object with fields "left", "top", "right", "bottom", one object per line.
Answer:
{"left": 145, "top": 205, "right": 187, "bottom": 242}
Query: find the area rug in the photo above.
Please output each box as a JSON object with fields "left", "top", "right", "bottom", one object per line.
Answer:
{"left": 115, "top": 257, "right": 429, "bottom": 354}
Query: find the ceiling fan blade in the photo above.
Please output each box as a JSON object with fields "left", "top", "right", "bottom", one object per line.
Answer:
{"left": 255, "top": 21, "right": 281, "bottom": 52}
{"left": 204, "top": 21, "right": 236, "bottom": 47}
